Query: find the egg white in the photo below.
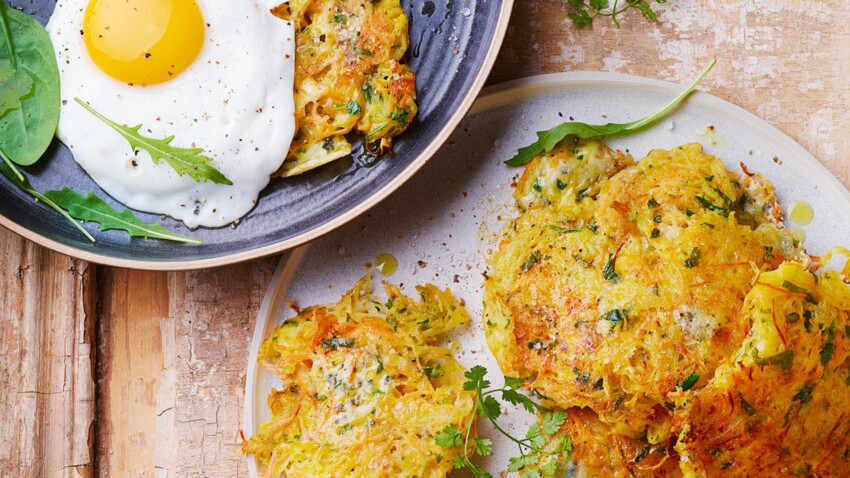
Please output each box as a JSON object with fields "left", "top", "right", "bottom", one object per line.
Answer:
{"left": 47, "top": 0, "right": 296, "bottom": 228}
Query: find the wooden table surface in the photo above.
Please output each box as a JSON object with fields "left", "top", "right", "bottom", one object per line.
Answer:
{"left": 3, "top": 1, "right": 849, "bottom": 476}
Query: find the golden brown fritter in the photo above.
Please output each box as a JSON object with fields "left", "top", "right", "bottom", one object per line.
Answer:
{"left": 485, "top": 140, "right": 803, "bottom": 440}
{"left": 483, "top": 138, "right": 845, "bottom": 477}
{"left": 243, "top": 275, "right": 473, "bottom": 477}
{"left": 274, "top": 0, "right": 417, "bottom": 176}
{"left": 672, "top": 262, "right": 850, "bottom": 477}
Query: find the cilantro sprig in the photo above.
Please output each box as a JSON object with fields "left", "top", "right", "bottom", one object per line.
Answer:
{"left": 506, "top": 58, "right": 716, "bottom": 167}
{"left": 436, "top": 365, "right": 572, "bottom": 478}
{"left": 75, "top": 98, "right": 232, "bottom": 185}
{"left": 567, "top": 0, "right": 667, "bottom": 28}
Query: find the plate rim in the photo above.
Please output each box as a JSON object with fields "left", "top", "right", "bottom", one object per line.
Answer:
{"left": 0, "top": 0, "right": 515, "bottom": 271}
{"left": 242, "top": 70, "right": 850, "bottom": 475}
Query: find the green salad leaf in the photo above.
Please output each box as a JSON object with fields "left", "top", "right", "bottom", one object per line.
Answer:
{"left": 505, "top": 58, "right": 716, "bottom": 166}
{"left": 43, "top": 188, "right": 201, "bottom": 244}
{"left": 74, "top": 98, "right": 233, "bottom": 185}
{"left": 0, "top": 1, "right": 61, "bottom": 165}
{"left": 0, "top": 153, "right": 95, "bottom": 242}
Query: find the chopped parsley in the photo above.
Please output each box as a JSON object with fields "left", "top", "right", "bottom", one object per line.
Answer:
{"left": 684, "top": 247, "right": 701, "bottom": 268}
{"left": 603, "top": 253, "right": 621, "bottom": 284}
{"left": 346, "top": 100, "right": 362, "bottom": 115}
{"left": 522, "top": 250, "right": 542, "bottom": 273}
{"left": 677, "top": 372, "right": 700, "bottom": 391}
{"left": 321, "top": 336, "right": 355, "bottom": 349}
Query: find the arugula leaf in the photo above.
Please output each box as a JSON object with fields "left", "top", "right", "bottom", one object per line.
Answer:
{"left": 74, "top": 98, "right": 232, "bottom": 185}
{"left": 0, "top": 2, "right": 61, "bottom": 165}
{"left": 506, "top": 59, "right": 716, "bottom": 166}
{"left": 0, "top": 154, "right": 95, "bottom": 242}
{"left": 43, "top": 188, "right": 201, "bottom": 244}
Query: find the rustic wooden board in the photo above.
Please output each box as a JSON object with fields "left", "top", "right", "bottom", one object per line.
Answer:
{"left": 0, "top": 226, "right": 95, "bottom": 478}
{"left": 2, "top": 1, "right": 850, "bottom": 476}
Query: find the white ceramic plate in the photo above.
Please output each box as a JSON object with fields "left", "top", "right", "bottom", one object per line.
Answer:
{"left": 243, "top": 72, "right": 850, "bottom": 476}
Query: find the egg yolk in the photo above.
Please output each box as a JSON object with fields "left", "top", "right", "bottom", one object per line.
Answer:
{"left": 83, "top": 0, "right": 205, "bottom": 86}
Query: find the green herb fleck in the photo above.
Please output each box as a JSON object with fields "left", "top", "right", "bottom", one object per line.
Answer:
{"left": 522, "top": 250, "right": 542, "bottom": 273}
{"left": 346, "top": 99, "right": 362, "bottom": 115}
{"left": 678, "top": 372, "right": 700, "bottom": 392}
{"left": 390, "top": 109, "right": 410, "bottom": 124}
{"left": 603, "top": 253, "right": 621, "bottom": 283}
{"left": 321, "top": 336, "right": 355, "bottom": 349}
{"left": 739, "top": 392, "right": 757, "bottom": 416}
{"left": 684, "top": 247, "right": 701, "bottom": 268}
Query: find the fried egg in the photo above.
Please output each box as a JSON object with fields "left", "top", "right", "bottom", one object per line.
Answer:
{"left": 47, "top": 0, "right": 296, "bottom": 228}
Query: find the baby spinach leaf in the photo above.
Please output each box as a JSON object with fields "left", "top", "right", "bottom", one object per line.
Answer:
{"left": 506, "top": 58, "right": 716, "bottom": 166}
{"left": 75, "top": 98, "right": 233, "bottom": 185}
{"left": 43, "top": 188, "right": 201, "bottom": 244}
{"left": 0, "top": 2, "right": 61, "bottom": 166}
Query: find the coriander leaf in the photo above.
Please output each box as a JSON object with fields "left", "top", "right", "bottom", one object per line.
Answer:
{"left": 504, "top": 376, "right": 526, "bottom": 390}
{"left": 542, "top": 411, "right": 568, "bottom": 435}
{"left": 473, "top": 436, "right": 493, "bottom": 456}
{"left": 478, "top": 395, "right": 502, "bottom": 420}
{"left": 451, "top": 456, "right": 467, "bottom": 469}
{"left": 0, "top": 156, "right": 95, "bottom": 242}
{"left": 541, "top": 458, "right": 559, "bottom": 475}
{"left": 435, "top": 424, "right": 464, "bottom": 448}
{"left": 470, "top": 466, "right": 493, "bottom": 478}
{"left": 507, "top": 454, "right": 538, "bottom": 472}
{"left": 74, "top": 98, "right": 232, "bottom": 185}
{"left": 502, "top": 388, "right": 539, "bottom": 413}
{"left": 589, "top": 0, "right": 609, "bottom": 10}
{"left": 526, "top": 423, "right": 546, "bottom": 449}
{"left": 567, "top": 10, "right": 593, "bottom": 26}
{"left": 463, "top": 365, "right": 490, "bottom": 391}
{"left": 506, "top": 59, "right": 716, "bottom": 166}
{"left": 637, "top": 1, "right": 658, "bottom": 22}
{"left": 0, "top": 3, "right": 61, "bottom": 165}
{"left": 43, "top": 188, "right": 201, "bottom": 244}
{"left": 524, "top": 469, "right": 542, "bottom": 478}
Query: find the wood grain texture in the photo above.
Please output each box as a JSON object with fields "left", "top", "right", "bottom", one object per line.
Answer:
{"left": 0, "top": 226, "right": 95, "bottom": 478}
{"left": 95, "top": 259, "right": 278, "bottom": 478}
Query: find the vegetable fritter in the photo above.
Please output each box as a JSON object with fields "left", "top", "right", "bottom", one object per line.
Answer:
{"left": 483, "top": 138, "right": 847, "bottom": 477}
{"left": 673, "top": 261, "right": 850, "bottom": 477}
{"left": 243, "top": 275, "right": 473, "bottom": 478}
{"left": 274, "top": 0, "right": 417, "bottom": 176}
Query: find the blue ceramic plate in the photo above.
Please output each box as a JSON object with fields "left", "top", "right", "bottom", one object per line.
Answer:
{"left": 0, "top": 0, "right": 513, "bottom": 270}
